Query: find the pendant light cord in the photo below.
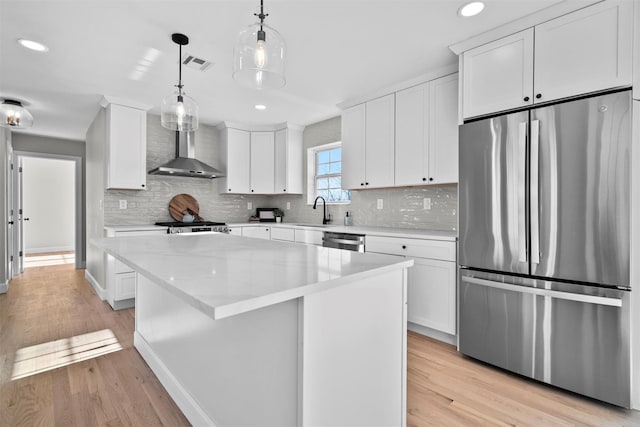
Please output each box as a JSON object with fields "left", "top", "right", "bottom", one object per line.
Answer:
{"left": 255, "top": 0, "right": 268, "bottom": 32}
{"left": 177, "top": 43, "right": 183, "bottom": 96}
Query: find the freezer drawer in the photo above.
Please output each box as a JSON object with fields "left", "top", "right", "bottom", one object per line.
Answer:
{"left": 459, "top": 269, "right": 630, "bottom": 407}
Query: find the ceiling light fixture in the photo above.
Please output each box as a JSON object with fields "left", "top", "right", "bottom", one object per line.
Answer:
{"left": 161, "top": 33, "right": 198, "bottom": 131}
{"left": 0, "top": 99, "right": 34, "bottom": 129}
{"left": 254, "top": 104, "right": 267, "bottom": 110}
{"left": 459, "top": 1, "right": 485, "bottom": 17}
{"left": 17, "top": 38, "right": 49, "bottom": 52}
{"left": 233, "top": 0, "right": 286, "bottom": 90}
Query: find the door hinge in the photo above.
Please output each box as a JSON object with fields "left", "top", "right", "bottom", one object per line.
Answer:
{"left": 19, "top": 251, "right": 22, "bottom": 257}
{"left": 18, "top": 166, "right": 22, "bottom": 173}
{"left": 10, "top": 163, "right": 13, "bottom": 171}
{"left": 10, "top": 255, "right": 13, "bottom": 262}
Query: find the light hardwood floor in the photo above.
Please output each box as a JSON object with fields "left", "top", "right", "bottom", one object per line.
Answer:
{"left": 1, "top": 263, "right": 639, "bottom": 426}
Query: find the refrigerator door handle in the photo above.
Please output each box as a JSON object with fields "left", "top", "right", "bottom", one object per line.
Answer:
{"left": 518, "top": 122, "right": 528, "bottom": 263}
{"left": 530, "top": 120, "right": 540, "bottom": 264}
{"left": 461, "top": 276, "right": 622, "bottom": 307}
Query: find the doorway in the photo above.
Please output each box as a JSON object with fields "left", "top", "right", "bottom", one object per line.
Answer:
{"left": 12, "top": 152, "right": 83, "bottom": 273}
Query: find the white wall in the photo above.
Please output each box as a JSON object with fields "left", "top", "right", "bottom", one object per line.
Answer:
{"left": 22, "top": 157, "right": 75, "bottom": 253}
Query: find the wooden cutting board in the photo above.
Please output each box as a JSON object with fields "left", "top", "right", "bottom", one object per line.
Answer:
{"left": 169, "top": 194, "right": 202, "bottom": 222}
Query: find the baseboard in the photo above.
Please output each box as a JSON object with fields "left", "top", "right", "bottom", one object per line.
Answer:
{"left": 408, "top": 322, "right": 457, "bottom": 346}
{"left": 0, "top": 280, "right": 7, "bottom": 294}
{"left": 134, "top": 332, "right": 217, "bottom": 427}
{"left": 84, "top": 270, "right": 106, "bottom": 300}
{"left": 110, "top": 298, "right": 135, "bottom": 311}
{"left": 25, "top": 246, "right": 74, "bottom": 254}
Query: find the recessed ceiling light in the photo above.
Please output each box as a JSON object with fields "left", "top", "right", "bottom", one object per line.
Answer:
{"left": 255, "top": 104, "right": 267, "bottom": 110}
{"left": 17, "top": 38, "right": 49, "bottom": 52}
{"left": 458, "top": 2, "right": 485, "bottom": 17}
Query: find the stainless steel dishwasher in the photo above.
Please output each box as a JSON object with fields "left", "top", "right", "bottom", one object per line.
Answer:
{"left": 322, "top": 231, "right": 365, "bottom": 252}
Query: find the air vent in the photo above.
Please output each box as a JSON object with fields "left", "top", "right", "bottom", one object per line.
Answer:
{"left": 182, "top": 53, "right": 214, "bottom": 71}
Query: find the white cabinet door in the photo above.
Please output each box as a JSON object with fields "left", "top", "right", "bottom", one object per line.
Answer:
{"left": 408, "top": 258, "right": 456, "bottom": 335}
{"left": 395, "top": 83, "right": 428, "bottom": 186}
{"left": 242, "top": 226, "right": 271, "bottom": 239}
{"left": 228, "top": 227, "right": 243, "bottom": 236}
{"left": 365, "top": 94, "right": 395, "bottom": 188}
{"left": 294, "top": 229, "right": 324, "bottom": 246}
{"left": 222, "top": 128, "right": 251, "bottom": 194}
{"left": 274, "top": 128, "right": 303, "bottom": 194}
{"left": 428, "top": 73, "right": 459, "bottom": 184}
{"left": 534, "top": 0, "right": 632, "bottom": 104}
{"left": 250, "top": 132, "right": 275, "bottom": 194}
{"left": 270, "top": 227, "right": 295, "bottom": 242}
{"left": 105, "top": 104, "right": 147, "bottom": 190}
{"left": 341, "top": 103, "right": 366, "bottom": 189}
{"left": 115, "top": 272, "right": 136, "bottom": 301}
{"left": 462, "top": 29, "right": 534, "bottom": 119}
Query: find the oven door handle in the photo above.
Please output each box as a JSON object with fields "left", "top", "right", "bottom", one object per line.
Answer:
{"left": 462, "top": 276, "right": 622, "bottom": 307}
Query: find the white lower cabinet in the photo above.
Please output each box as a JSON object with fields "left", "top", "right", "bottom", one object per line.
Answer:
{"left": 270, "top": 227, "right": 295, "bottom": 242}
{"left": 242, "top": 226, "right": 271, "bottom": 240}
{"left": 366, "top": 234, "right": 457, "bottom": 338}
{"left": 104, "top": 227, "right": 166, "bottom": 309}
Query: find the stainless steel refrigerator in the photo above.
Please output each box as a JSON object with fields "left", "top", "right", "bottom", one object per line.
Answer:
{"left": 458, "top": 89, "right": 631, "bottom": 407}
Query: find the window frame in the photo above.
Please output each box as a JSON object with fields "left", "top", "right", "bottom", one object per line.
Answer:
{"left": 307, "top": 141, "right": 351, "bottom": 205}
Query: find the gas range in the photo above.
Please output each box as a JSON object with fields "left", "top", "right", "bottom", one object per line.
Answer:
{"left": 155, "top": 221, "right": 229, "bottom": 234}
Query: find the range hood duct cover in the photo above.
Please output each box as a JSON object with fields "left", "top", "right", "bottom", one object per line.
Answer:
{"left": 148, "top": 131, "right": 224, "bottom": 179}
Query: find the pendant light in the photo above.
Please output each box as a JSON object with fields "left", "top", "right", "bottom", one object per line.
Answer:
{"left": 233, "top": 0, "right": 286, "bottom": 90}
{"left": 161, "top": 33, "right": 199, "bottom": 131}
{"left": 0, "top": 99, "right": 34, "bottom": 129}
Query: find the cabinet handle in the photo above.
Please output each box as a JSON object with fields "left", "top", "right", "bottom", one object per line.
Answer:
{"left": 141, "top": 184, "right": 145, "bottom": 188}
{"left": 283, "top": 189, "right": 286, "bottom": 192}
{"left": 251, "top": 189, "right": 254, "bottom": 192}
{"left": 429, "top": 177, "right": 434, "bottom": 182}
{"left": 228, "top": 188, "right": 232, "bottom": 191}
{"left": 365, "top": 182, "right": 369, "bottom": 186}
{"left": 361, "top": 183, "right": 364, "bottom": 186}
{"left": 536, "top": 93, "right": 542, "bottom": 99}
{"left": 8, "top": 221, "right": 13, "bottom": 225}
{"left": 523, "top": 96, "right": 530, "bottom": 102}
{"left": 402, "top": 245, "right": 407, "bottom": 249}
{"left": 422, "top": 177, "right": 426, "bottom": 182}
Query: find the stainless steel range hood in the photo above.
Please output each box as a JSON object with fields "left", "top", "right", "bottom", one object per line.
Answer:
{"left": 149, "top": 131, "right": 223, "bottom": 179}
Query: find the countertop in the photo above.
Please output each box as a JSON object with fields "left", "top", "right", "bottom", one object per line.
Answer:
{"left": 94, "top": 233, "right": 413, "bottom": 320}
{"left": 227, "top": 222, "right": 458, "bottom": 241}
{"left": 104, "top": 224, "right": 166, "bottom": 233}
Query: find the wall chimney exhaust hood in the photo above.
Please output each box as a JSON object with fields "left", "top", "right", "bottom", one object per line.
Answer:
{"left": 148, "top": 131, "right": 224, "bottom": 179}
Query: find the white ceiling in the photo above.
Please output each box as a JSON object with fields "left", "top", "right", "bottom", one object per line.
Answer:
{"left": 1, "top": 0, "right": 566, "bottom": 142}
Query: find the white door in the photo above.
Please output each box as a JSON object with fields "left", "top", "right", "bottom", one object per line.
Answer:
{"left": 17, "top": 157, "right": 24, "bottom": 273}
{"left": 395, "top": 82, "right": 428, "bottom": 186}
{"left": 341, "top": 103, "right": 366, "bottom": 189}
{"left": 250, "top": 132, "right": 275, "bottom": 194}
{"left": 6, "top": 143, "right": 13, "bottom": 279}
{"left": 462, "top": 28, "right": 534, "bottom": 119}
{"left": 428, "top": 73, "right": 459, "bottom": 184}
{"left": 364, "top": 94, "right": 395, "bottom": 188}
{"left": 534, "top": 0, "right": 632, "bottom": 104}
{"left": 407, "top": 258, "right": 456, "bottom": 335}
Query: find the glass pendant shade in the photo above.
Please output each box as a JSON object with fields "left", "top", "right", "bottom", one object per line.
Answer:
{"left": 161, "top": 90, "right": 199, "bottom": 131}
{"left": 0, "top": 100, "right": 34, "bottom": 129}
{"left": 233, "top": 22, "right": 286, "bottom": 90}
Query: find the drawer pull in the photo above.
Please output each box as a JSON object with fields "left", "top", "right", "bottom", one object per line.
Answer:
{"left": 402, "top": 245, "right": 407, "bottom": 249}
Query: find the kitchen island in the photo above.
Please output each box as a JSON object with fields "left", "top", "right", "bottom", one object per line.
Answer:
{"left": 95, "top": 232, "right": 413, "bottom": 426}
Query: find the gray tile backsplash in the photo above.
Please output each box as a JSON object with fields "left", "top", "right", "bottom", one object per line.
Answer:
{"left": 105, "top": 114, "right": 458, "bottom": 231}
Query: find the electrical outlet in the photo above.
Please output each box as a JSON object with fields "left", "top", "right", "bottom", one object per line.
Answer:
{"left": 119, "top": 200, "right": 127, "bottom": 210}
{"left": 423, "top": 198, "right": 431, "bottom": 210}
{"left": 377, "top": 199, "right": 383, "bottom": 210}
{"left": 286, "top": 202, "right": 291, "bottom": 210}
{"left": 247, "top": 202, "right": 253, "bottom": 210}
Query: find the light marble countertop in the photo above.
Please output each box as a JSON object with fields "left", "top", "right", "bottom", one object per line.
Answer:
{"left": 227, "top": 222, "right": 457, "bottom": 241}
{"left": 104, "top": 224, "right": 166, "bottom": 233}
{"left": 94, "top": 233, "right": 413, "bottom": 320}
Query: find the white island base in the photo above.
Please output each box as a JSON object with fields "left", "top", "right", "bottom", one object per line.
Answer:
{"left": 135, "top": 269, "right": 407, "bottom": 426}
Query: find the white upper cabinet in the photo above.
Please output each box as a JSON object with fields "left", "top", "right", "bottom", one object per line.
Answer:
{"left": 461, "top": 1, "right": 632, "bottom": 119}
{"left": 461, "top": 29, "right": 534, "bottom": 119}
{"left": 342, "top": 95, "right": 395, "bottom": 189}
{"left": 104, "top": 103, "right": 148, "bottom": 190}
{"left": 365, "top": 94, "right": 395, "bottom": 188}
{"left": 218, "top": 123, "right": 302, "bottom": 195}
{"left": 395, "top": 73, "right": 458, "bottom": 186}
{"left": 250, "top": 132, "right": 275, "bottom": 194}
{"left": 341, "top": 103, "right": 366, "bottom": 190}
{"left": 428, "top": 74, "right": 459, "bottom": 185}
{"left": 219, "top": 127, "right": 251, "bottom": 194}
{"left": 533, "top": 0, "right": 632, "bottom": 103}
{"left": 274, "top": 127, "right": 303, "bottom": 194}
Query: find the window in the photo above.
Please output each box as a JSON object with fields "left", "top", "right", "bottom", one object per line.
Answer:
{"left": 307, "top": 142, "right": 351, "bottom": 204}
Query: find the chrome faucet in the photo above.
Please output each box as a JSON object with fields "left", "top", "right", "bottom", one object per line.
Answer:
{"left": 313, "top": 196, "right": 329, "bottom": 224}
